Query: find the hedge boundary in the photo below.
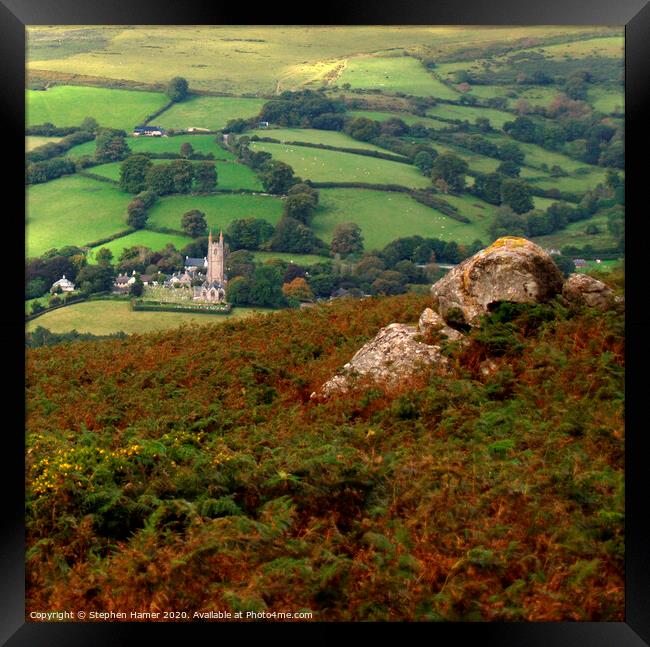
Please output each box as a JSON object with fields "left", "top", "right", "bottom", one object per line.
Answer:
{"left": 132, "top": 299, "right": 232, "bottom": 315}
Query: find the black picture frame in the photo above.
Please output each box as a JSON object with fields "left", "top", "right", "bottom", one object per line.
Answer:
{"left": 5, "top": 1, "right": 649, "bottom": 643}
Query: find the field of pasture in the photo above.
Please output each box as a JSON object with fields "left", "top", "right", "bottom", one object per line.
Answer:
{"left": 65, "top": 134, "right": 235, "bottom": 160}
{"left": 158, "top": 96, "right": 266, "bottom": 131}
{"left": 249, "top": 142, "right": 430, "bottom": 188}
{"left": 346, "top": 110, "right": 450, "bottom": 129}
{"left": 26, "top": 300, "right": 275, "bottom": 335}
{"left": 146, "top": 193, "right": 284, "bottom": 233}
{"left": 26, "top": 175, "right": 132, "bottom": 257}
{"left": 246, "top": 128, "right": 401, "bottom": 153}
{"left": 338, "top": 56, "right": 459, "bottom": 99}
{"left": 312, "top": 188, "right": 491, "bottom": 250}
{"left": 26, "top": 86, "right": 168, "bottom": 130}
{"left": 425, "top": 104, "right": 515, "bottom": 130}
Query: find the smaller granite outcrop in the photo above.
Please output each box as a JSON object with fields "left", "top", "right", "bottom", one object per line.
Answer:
{"left": 562, "top": 273, "right": 620, "bottom": 311}
{"left": 316, "top": 323, "right": 450, "bottom": 398}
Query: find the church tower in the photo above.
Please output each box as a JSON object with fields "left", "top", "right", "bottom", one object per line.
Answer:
{"left": 207, "top": 229, "right": 225, "bottom": 284}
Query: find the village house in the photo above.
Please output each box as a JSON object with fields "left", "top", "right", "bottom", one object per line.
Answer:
{"left": 132, "top": 125, "right": 165, "bottom": 137}
{"left": 50, "top": 275, "right": 75, "bottom": 293}
{"left": 184, "top": 256, "right": 208, "bottom": 273}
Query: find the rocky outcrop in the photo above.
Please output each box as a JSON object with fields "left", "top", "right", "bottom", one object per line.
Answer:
{"left": 315, "top": 237, "right": 621, "bottom": 399}
{"left": 562, "top": 273, "right": 620, "bottom": 310}
{"left": 431, "top": 236, "right": 564, "bottom": 327}
{"left": 316, "top": 323, "right": 450, "bottom": 397}
{"left": 418, "top": 307, "right": 464, "bottom": 342}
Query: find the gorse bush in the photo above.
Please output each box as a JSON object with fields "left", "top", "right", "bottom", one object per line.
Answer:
{"left": 26, "top": 289, "right": 624, "bottom": 621}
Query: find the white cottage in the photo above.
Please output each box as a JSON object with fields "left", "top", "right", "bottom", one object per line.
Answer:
{"left": 51, "top": 275, "right": 75, "bottom": 293}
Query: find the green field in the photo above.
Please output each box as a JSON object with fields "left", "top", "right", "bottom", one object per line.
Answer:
{"left": 338, "top": 55, "right": 459, "bottom": 99}
{"left": 26, "top": 300, "right": 276, "bottom": 335}
{"left": 530, "top": 36, "right": 624, "bottom": 60}
{"left": 251, "top": 251, "right": 329, "bottom": 265}
{"left": 27, "top": 175, "right": 131, "bottom": 257}
{"left": 66, "top": 134, "right": 236, "bottom": 161}
{"left": 588, "top": 87, "right": 624, "bottom": 114}
{"left": 147, "top": 193, "right": 284, "bottom": 232}
{"left": 249, "top": 142, "right": 430, "bottom": 188}
{"left": 246, "top": 128, "right": 398, "bottom": 153}
{"left": 158, "top": 96, "right": 266, "bottom": 131}
{"left": 531, "top": 210, "right": 619, "bottom": 250}
{"left": 346, "top": 110, "right": 450, "bottom": 129}
{"left": 312, "top": 188, "right": 490, "bottom": 250}
{"left": 89, "top": 230, "right": 193, "bottom": 260}
{"left": 426, "top": 104, "right": 515, "bottom": 130}
{"left": 26, "top": 86, "right": 168, "bottom": 130}
{"left": 26, "top": 135, "right": 63, "bottom": 151}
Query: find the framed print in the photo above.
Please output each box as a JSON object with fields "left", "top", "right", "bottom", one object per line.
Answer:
{"left": 5, "top": 0, "right": 650, "bottom": 643}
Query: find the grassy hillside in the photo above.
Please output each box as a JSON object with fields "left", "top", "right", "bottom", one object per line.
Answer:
{"left": 158, "top": 96, "right": 266, "bottom": 131}
{"left": 26, "top": 86, "right": 168, "bottom": 130}
{"left": 313, "top": 188, "right": 491, "bottom": 249}
{"left": 338, "top": 56, "right": 459, "bottom": 99}
{"left": 249, "top": 142, "right": 430, "bottom": 188}
{"left": 26, "top": 175, "right": 131, "bottom": 257}
{"left": 246, "top": 128, "right": 399, "bottom": 153}
{"left": 26, "top": 290, "right": 624, "bottom": 620}
{"left": 147, "top": 193, "right": 284, "bottom": 232}
{"left": 28, "top": 26, "right": 605, "bottom": 94}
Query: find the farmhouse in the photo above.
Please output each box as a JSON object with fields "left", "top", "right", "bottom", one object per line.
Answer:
{"left": 132, "top": 125, "right": 165, "bottom": 137}
{"left": 50, "top": 275, "right": 75, "bottom": 293}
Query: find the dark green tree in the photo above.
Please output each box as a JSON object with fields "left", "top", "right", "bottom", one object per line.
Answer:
{"left": 129, "top": 278, "right": 145, "bottom": 297}
{"left": 500, "top": 179, "right": 534, "bottom": 214}
{"left": 430, "top": 153, "right": 469, "bottom": 193}
{"left": 169, "top": 159, "right": 195, "bottom": 193}
{"left": 414, "top": 151, "right": 435, "bottom": 175}
{"left": 126, "top": 198, "right": 147, "bottom": 229}
{"left": 472, "top": 173, "right": 502, "bottom": 205}
{"left": 194, "top": 162, "right": 217, "bottom": 192}
{"left": 95, "top": 128, "right": 130, "bottom": 163}
{"left": 181, "top": 210, "right": 208, "bottom": 238}
{"left": 227, "top": 218, "right": 274, "bottom": 250}
{"left": 270, "top": 217, "right": 323, "bottom": 253}
{"left": 260, "top": 161, "right": 295, "bottom": 194}
{"left": 119, "top": 155, "right": 153, "bottom": 194}
{"left": 283, "top": 193, "right": 316, "bottom": 224}
{"left": 180, "top": 142, "right": 194, "bottom": 159}
{"left": 552, "top": 255, "right": 576, "bottom": 277}
{"left": 95, "top": 248, "right": 114, "bottom": 267}
{"left": 166, "top": 77, "right": 189, "bottom": 102}
{"left": 76, "top": 264, "right": 114, "bottom": 294}
{"left": 330, "top": 222, "right": 364, "bottom": 257}
{"left": 497, "top": 160, "right": 521, "bottom": 178}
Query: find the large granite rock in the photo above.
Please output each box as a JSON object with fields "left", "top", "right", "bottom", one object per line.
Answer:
{"left": 431, "top": 236, "right": 564, "bottom": 327}
{"left": 562, "top": 273, "right": 619, "bottom": 310}
{"left": 315, "top": 322, "right": 450, "bottom": 397}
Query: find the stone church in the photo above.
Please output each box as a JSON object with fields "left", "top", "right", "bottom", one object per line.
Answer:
{"left": 193, "top": 229, "right": 227, "bottom": 302}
